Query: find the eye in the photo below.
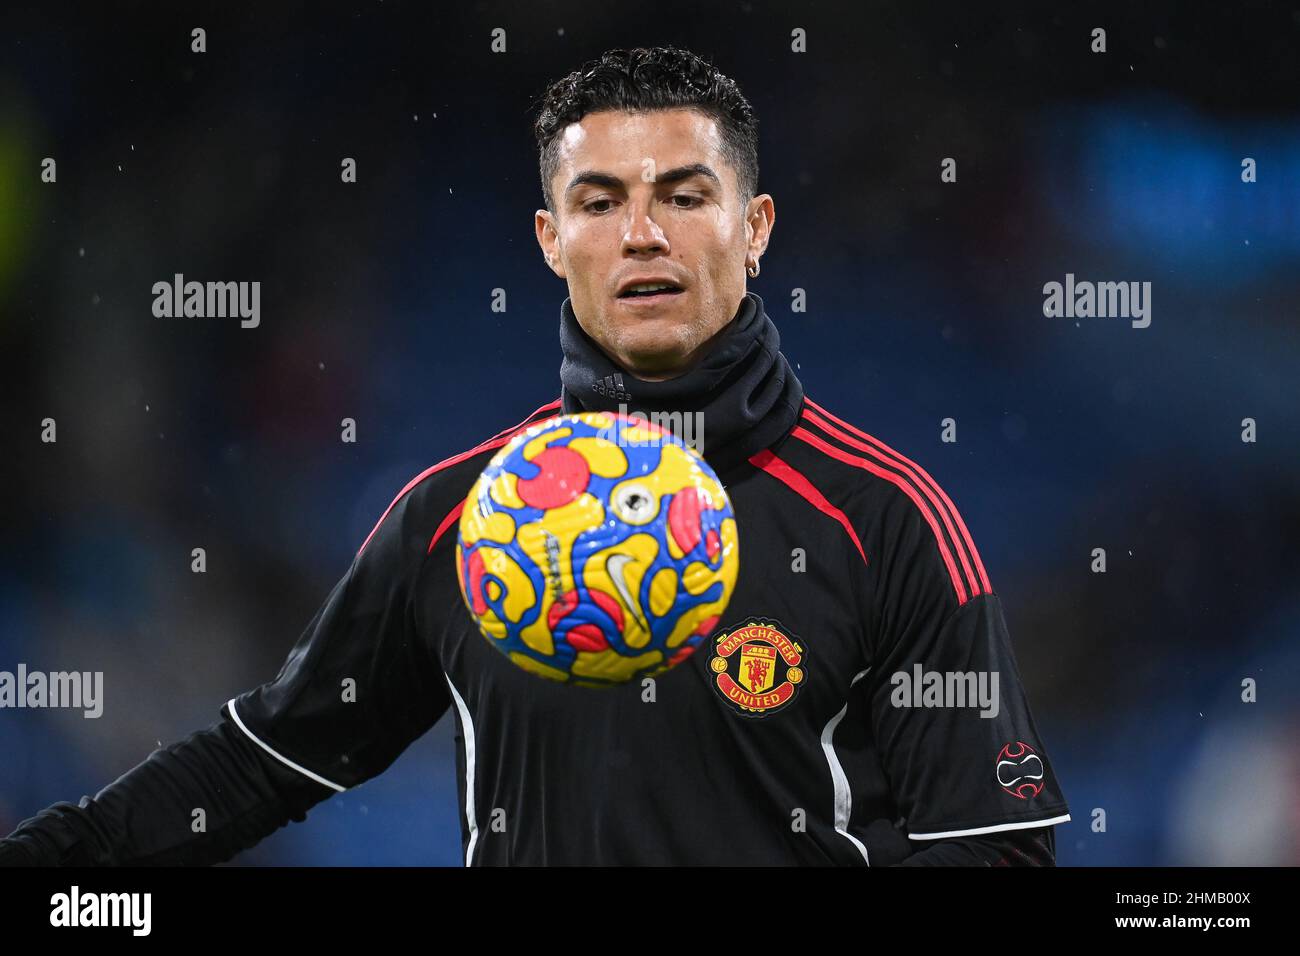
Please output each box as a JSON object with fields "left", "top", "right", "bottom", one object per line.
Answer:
{"left": 611, "top": 483, "right": 658, "bottom": 525}
{"left": 669, "top": 195, "right": 701, "bottom": 209}
{"left": 585, "top": 199, "right": 616, "bottom": 214}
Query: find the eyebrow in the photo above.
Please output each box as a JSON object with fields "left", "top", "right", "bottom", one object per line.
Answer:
{"left": 564, "top": 162, "right": 723, "bottom": 199}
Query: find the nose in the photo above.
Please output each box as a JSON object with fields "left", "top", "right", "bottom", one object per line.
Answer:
{"left": 621, "top": 200, "right": 670, "bottom": 258}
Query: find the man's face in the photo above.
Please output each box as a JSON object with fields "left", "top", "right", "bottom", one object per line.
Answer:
{"left": 536, "top": 108, "right": 774, "bottom": 380}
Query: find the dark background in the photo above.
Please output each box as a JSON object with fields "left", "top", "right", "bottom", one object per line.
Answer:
{"left": 2, "top": 0, "right": 1297, "bottom": 865}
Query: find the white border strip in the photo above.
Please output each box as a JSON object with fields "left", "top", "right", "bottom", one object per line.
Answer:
{"left": 819, "top": 667, "right": 872, "bottom": 865}
{"left": 225, "top": 698, "right": 347, "bottom": 793}
{"left": 444, "top": 674, "right": 479, "bottom": 867}
{"left": 908, "top": 813, "right": 1072, "bottom": 841}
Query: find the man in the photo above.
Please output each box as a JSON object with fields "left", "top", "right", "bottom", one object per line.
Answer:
{"left": 0, "top": 46, "right": 1068, "bottom": 866}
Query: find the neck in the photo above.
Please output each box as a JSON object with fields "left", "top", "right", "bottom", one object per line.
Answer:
{"left": 558, "top": 291, "right": 804, "bottom": 476}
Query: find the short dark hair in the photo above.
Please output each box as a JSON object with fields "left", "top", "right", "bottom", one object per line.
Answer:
{"left": 533, "top": 46, "right": 760, "bottom": 215}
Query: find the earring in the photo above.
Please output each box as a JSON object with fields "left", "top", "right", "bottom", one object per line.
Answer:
{"left": 747, "top": 260, "right": 760, "bottom": 278}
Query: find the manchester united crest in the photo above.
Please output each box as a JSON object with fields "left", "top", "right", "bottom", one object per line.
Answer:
{"left": 709, "top": 619, "right": 807, "bottom": 716}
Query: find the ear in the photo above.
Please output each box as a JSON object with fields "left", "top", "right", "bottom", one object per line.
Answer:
{"left": 744, "top": 194, "right": 775, "bottom": 265}
{"left": 535, "top": 209, "right": 568, "bottom": 279}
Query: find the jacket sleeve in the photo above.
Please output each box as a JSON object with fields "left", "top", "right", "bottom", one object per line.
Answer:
{"left": 898, "top": 826, "right": 1057, "bottom": 866}
{"left": 1, "top": 477, "right": 451, "bottom": 865}
{"left": 222, "top": 477, "right": 451, "bottom": 792}
{"left": 863, "top": 484, "right": 1071, "bottom": 847}
{"left": 0, "top": 718, "right": 333, "bottom": 866}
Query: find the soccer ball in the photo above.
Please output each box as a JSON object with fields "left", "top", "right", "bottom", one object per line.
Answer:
{"left": 455, "top": 411, "right": 739, "bottom": 685}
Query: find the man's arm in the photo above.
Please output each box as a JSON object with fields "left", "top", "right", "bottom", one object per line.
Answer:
{"left": 1, "top": 469, "right": 452, "bottom": 866}
{"left": 0, "top": 717, "right": 333, "bottom": 866}
{"left": 899, "top": 827, "right": 1056, "bottom": 866}
{"left": 862, "top": 484, "right": 1071, "bottom": 866}
{"left": 860, "top": 815, "right": 1057, "bottom": 867}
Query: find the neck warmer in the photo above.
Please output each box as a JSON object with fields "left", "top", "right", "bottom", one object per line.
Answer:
{"left": 558, "top": 291, "right": 804, "bottom": 477}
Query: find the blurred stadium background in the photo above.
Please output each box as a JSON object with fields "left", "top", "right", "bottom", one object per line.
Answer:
{"left": 1, "top": 1, "right": 1297, "bottom": 865}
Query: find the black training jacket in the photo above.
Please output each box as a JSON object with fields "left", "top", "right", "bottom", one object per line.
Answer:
{"left": 0, "top": 292, "right": 1069, "bottom": 866}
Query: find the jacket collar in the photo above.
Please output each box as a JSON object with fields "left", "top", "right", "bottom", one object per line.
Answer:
{"left": 558, "top": 291, "right": 804, "bottom": 477}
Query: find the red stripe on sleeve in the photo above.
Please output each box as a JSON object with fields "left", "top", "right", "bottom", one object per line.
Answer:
{"left": 791, "top": 426, "right": 970, "bottom": 604}
{"left": 801, "top": 406, "right": 985, "bottom": 600}
{"left": 427, "top": 500, "right": 466, "bottom": 555}
{"left": 749, "top": 448, "right": 868, "bottom": 567}
{"left": 804, "top": 398, "right": 991, "bottom": 595}
{"left": 357, "top": 399, "right": 561, "bottom": 558}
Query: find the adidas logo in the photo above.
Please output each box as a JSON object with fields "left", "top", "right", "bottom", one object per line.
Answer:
{"left": 592, "top": 373, "right": 632, "bottom": 401}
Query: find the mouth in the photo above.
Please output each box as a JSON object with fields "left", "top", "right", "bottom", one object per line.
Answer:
{"left": 616, "top": 283, "right": 686, "bottom": 306}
